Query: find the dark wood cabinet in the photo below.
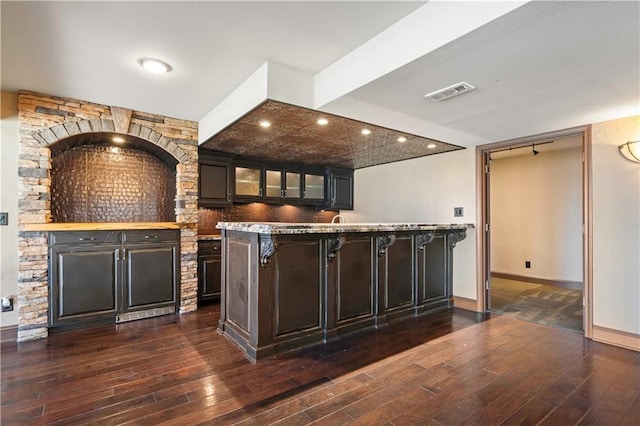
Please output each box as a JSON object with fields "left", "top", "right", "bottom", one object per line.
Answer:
{"left": 198, "top": 240, "right": 221, "bottom": 302}
{"left": 199, "top": 155, "right": 232, "bottom": 207}
{"left": 219, "top": 228, "right": 464, "bottom": 362}
{"left": 328, "top": 168, "right": 354, "bottom": 210}
{"left": 50, "top": 243, "right": 120, "bottom": 326}
{"left": 123, "top": 242, "right": 178, "bottom": 312}
{"left": 49, "top": 230, "right": 179, "bottom": 329}
{"left": 198, "top": 151, "right": 347, "bottom": 208}
{"left": 264, "top": 167, "right": 303, "bottom": 202}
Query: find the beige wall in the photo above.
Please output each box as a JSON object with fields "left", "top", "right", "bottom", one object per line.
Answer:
{"left": 490, "top": 147, "right": 583, "bottom": 282}
{"left": 344, "top": 148, "right": 478, "bottom": 300}
{"left": 1, "top": 91, "right": 19, "bottom": 327}
{"left": 592, "top": 115, "right": 640, "bottom": 335}
{"left": 349, "top": 114, "right": 640, "bottom": 341}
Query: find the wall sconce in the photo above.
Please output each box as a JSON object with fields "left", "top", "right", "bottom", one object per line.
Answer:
{"left": 619, "top": 141, "right": 640, "bottom": 163}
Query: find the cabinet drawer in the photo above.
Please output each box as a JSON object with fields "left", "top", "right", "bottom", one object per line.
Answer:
{"left": 50, "top": 231, "right": 120, "bottom": 245}
{"left": 198, "top": 240, "right": 221, "bottom": 256}
{"left": 123, "top": 230, "right": 179, "bottom": 243}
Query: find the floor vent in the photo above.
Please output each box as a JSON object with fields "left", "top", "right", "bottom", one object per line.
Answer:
{"left": 425, "top": 82, "right": 475, "bottom": 102}
{"left": 117, "top": 306, "right": 175, "bottom": 323}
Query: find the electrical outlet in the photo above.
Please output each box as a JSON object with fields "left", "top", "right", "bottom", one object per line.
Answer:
{"left": 454, "top": 207, "right": 464, "bottom": 217}
{"left": 0, "top": 212, "right": 8, "bottom": 226}
{"left": 525, "top": 261, "right": 531, "bottom": 269}
{"left": 1, "top": 296, "right": 13, "bottom": 312}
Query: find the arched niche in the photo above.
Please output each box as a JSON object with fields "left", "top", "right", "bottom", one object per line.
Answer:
{"left": 50, "top": 132, "right": 178, "bottom": 223}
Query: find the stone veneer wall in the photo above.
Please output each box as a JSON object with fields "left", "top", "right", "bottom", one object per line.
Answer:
{"left": 17, "top": 91, "right": 199, "bottom": 341}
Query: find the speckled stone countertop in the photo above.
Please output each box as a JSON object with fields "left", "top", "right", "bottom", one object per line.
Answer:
{"left": 216, "top": 222, "right": 473, "bottom": 235}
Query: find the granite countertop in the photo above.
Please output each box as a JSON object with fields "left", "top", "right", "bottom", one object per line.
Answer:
{"left": 23, "top": 222, "right": 186, "bottom": 231}
{"left": 216, "top": 222, "right": 474, "bottom": 235}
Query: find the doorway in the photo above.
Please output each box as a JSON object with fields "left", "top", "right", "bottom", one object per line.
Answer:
{"left": 477, "top": 126, "right": 592, "bottom": 336}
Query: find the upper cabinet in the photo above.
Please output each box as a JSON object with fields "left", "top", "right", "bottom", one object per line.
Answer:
{"left": 328, "top": 168, "right": 354, "bottom": 210}
{"left": 199, "top": 154, "right": 232, "bottom": 207}
{"left": 199, "top": 152, "right": 353, "bottom": 210}
{"left": 264, "top": 168, "right": 302, "bottom": 202}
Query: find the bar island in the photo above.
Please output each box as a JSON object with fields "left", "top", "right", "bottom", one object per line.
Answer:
{"left": 216, "top": 222, "right": 472, "bottom": 362}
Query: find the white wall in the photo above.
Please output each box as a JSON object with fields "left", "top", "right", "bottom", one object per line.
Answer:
{"left": 592, "top": 115, "right": 640, "bottom": 335}
{"left": 346, "top": 114, "right": 640, "bottom": 341}
{"left": 490, "top": 147, "right": 583, "bottom": 282}
{"left": 1, "top": 91, "right": 20, "bottom": 327}
{"left": 343, "top": 148, "right": 477, "bottom": 300}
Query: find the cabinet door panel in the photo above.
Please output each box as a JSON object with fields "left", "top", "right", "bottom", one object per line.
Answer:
{"left": 284, "top": 172, "right": 301, "bottom": 199}
{"left": 200, "top": 164, "right": 228, "bottom": 200}
{"left": 200, "top": 256, "right": 221, "bottom": 299}
{"left": 303, "top": 174, "right": 325, "bottom": 201}
{"left": 124, "top": 244, "right": 177, "bottom": 310}
{"left": 386, "top": 237, "right": 414, "bottom": 309}
{"left": 337, "top": 238, "right": 373, "bottom": 321}
{"left": 328, "top": 169, "right": 354, "bottom": 210}
{"left": 422, "top": 236, "right": 447, "bottom": 301}
{"left": 51, "top": 246, "right": 119, "bottom": 323}
{"left": 265, "top": 169, "right": 283, "bottom": 198}
{"left": 235, "top": 166, "right": 262, "bottom": 197}
{"left": 274, "top": 240, "right": 321, "bottom": 335}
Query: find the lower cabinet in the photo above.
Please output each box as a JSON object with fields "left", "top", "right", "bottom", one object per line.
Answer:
{"left": 198, "top": 240, "right": 221, "bottom": 302}
{"left": 49, "top": 230, "right": 179, "bottom": 328}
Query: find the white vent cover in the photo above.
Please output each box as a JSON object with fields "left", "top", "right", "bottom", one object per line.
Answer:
{"left": 425, "top": 82, "right": 475, "bottom": 101}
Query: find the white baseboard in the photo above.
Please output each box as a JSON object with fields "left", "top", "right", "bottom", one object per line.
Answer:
{"left": 592, "top": 325, "right": 640, "bottom": 352}
{"left": 453, "top": 296, "right": 482, "bottom": 313}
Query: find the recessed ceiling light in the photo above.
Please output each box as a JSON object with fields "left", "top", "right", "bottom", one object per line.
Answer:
{"left": 317, "top": 118, "right": 329, "bottom": 126}
{"left": 112, "top": 136, "right": 125, "bottom": 144}
{"left": 259, "top": 120, "right": 271, "bottom": 128}
{"left": 361, "top": 129, "right": 371, "bottom": 136}
{"left": 427, "top": 143, "right": 437, "bottom": 149}
{"left": 137, "top": 57, "right": 172, "bottom": 74}
{"left": 397, "top": 136, "right": 407, "bottom": 143}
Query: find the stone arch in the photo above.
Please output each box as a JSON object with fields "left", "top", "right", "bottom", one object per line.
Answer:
{"left": 32, "top": 119, "right": 189, "bottom": 163}
{"left": 16, "top": 92, "right": 199, "bottom": 342}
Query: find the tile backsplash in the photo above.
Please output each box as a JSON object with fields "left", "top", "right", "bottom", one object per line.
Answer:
{"left": 198, "top": 204, "right": 337, "bottom": 235}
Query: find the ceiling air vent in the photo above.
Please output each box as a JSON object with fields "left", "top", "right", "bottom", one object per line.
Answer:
{"left": 425, "top": 82, "right": 475, "bottom": 102}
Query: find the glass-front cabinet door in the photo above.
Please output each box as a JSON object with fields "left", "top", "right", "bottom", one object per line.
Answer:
{"left": 303, "top": 173, "right": 325, "bottom": 202}
{"left": 265, "top": 169, "right": 283, "bottom": 199}
{"left": 284, "top": 172, "right": 301, "bottom": 200}
{"left": 234, "top": 166, "right": 262, "bottom": 198}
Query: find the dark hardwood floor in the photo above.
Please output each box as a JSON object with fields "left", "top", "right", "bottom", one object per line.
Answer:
{"left": 1, "top": 304, "right": 638, "bottom": 425}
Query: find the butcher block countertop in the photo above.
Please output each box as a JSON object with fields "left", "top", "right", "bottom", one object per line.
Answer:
{"left": 23, "top": 222, "right": 187, "bottom": 231}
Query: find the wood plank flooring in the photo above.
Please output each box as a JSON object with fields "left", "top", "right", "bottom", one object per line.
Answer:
{"left": 1, "top": 304, "right": 638, "bottom": 425}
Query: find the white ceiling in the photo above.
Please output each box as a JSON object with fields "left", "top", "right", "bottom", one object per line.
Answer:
{"left": 2, "top": 1, "right": 639, "bottom": 150}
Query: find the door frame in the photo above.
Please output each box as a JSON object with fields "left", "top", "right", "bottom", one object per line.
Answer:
{"left": 475, "top": 125, "right": 593, "bottom": 337}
